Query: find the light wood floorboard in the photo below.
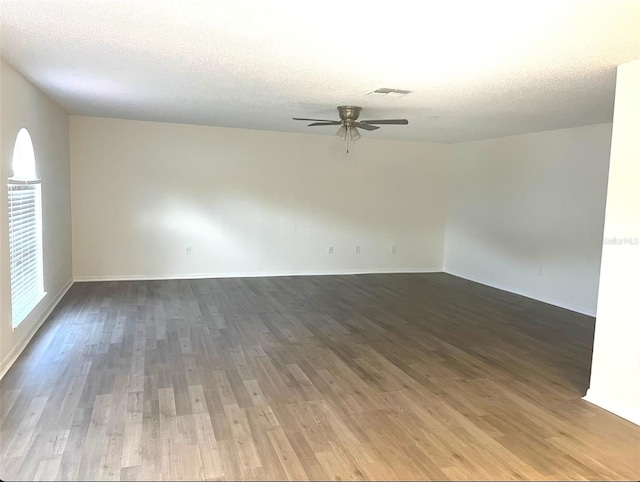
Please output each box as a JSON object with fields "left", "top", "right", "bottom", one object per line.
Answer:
{"left": 1, "top": 273, "right": 638, "bottom": 480}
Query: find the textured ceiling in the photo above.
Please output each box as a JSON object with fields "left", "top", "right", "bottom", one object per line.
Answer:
{"left": 1, "top": 0, "right": 639, "bottom": 143}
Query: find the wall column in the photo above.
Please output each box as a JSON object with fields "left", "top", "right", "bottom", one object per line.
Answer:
{"left": 584, "top": 59, "right": 640, "bottom": 426}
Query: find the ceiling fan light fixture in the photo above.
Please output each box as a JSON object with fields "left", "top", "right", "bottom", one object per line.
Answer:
{"left": 350, "top": 126, "right": 361, "bottom": 141}
{"left": 336, "top": 125, "right": 348, "bottom": 141}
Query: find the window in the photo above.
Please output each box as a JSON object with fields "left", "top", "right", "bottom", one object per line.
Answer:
{"left": 8, "top": 128, "right": 45, "bottom": 327}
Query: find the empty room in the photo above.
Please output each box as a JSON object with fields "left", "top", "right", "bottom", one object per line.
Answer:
{"left": 1, "top": 1, "right": 639, "bottom": 480}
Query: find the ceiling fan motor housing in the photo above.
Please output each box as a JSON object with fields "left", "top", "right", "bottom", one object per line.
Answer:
{"left": 338, "top": 106, "right": 362, "bottom": 125}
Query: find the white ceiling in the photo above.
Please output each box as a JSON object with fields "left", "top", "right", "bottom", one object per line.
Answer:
{"left": 1, "top": 0, "right": 639, "bottom": 143}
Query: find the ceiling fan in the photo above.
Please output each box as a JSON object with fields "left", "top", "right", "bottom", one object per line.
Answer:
{"left": 293, "top": 106, "right": 408, "bottom": 152}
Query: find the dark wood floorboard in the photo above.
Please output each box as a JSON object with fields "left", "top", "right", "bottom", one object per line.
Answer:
{"left": 1, "top": 273, "right": 639, "bottom": 480}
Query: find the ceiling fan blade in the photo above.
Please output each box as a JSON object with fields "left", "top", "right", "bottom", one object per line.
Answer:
{"left": 361, "top": 119, "right": 409, "bottom": 125}
{"left": 293, "top": 117, "right": 336, "bottom": 122}
{"left": 354, "top": 122, "right": 380, "bottom": 131}
{"left": 307, "top": 121, "right": 342, "bottom": 127}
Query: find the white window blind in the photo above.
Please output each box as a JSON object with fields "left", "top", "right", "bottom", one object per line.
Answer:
{"left": 8, "top": 181, "right": 44, "bottom": 325}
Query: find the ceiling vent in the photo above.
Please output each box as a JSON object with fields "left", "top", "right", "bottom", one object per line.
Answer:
{"left": 366, "top": 88, "right": 412, "bottom": 98}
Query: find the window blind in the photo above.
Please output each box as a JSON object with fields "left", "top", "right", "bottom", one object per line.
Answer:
{"left": 8, "top": 181, "right": 44, "bottom": 326}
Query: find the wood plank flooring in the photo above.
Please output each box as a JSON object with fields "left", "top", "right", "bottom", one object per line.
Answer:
{"left": 1, "top": 273, "right": 639, "bottom": 480}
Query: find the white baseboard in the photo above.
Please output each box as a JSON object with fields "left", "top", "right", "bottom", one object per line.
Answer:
{"left": 73, "top": 267, "right": 442, "bottom": 282}
{"left": 443, "top": 270, "right": 596, "bottom": 317}
{"left": 0, "top": 280, "right": 73, "bottom": 381}
{"left": 583, "top": 389, "right": 640, "bottom": 427}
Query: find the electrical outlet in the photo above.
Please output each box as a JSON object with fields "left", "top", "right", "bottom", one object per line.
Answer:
{"left": 328, "top": 246, "right": 334, "bottom": 254}
{"left": 391, "top": 245, "right": 397, "bottom": 254}
{"left": 185, "top": 246, "right": 192, "bottom": 255}
{"left": 355, "top": 245, "right": 360, "bottom": 254}
{"left": 538, "top": 267, "right": 543, "bottom": 276}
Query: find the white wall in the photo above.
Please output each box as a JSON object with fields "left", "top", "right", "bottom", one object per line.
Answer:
{"left": 0, "top": 60, "right": 72, "bottom": 378}
{"left": 585, "top": 59, "right": 640, "bottom": 426}
{"left": 444, "top": 123, "right": 612, "bottom": 316}
{"left": 70, "top": 116, "right": 450, "bottom": 280}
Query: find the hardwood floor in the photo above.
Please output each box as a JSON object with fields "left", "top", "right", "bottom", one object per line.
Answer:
{"left": 1, "top": 273, "right": 638, "bottom": 481}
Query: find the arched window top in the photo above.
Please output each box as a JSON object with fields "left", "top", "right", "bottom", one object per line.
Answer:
{"left": 11, "top": 128, "right": 37, "bottom": 180}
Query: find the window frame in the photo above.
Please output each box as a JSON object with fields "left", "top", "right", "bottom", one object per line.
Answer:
{"left": 8, "top": 128, "right": 46, "bottom": 327}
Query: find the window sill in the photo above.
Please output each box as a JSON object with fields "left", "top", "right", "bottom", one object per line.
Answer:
{"left": 12, "top": 291, "right": 47, "bottom": 329}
